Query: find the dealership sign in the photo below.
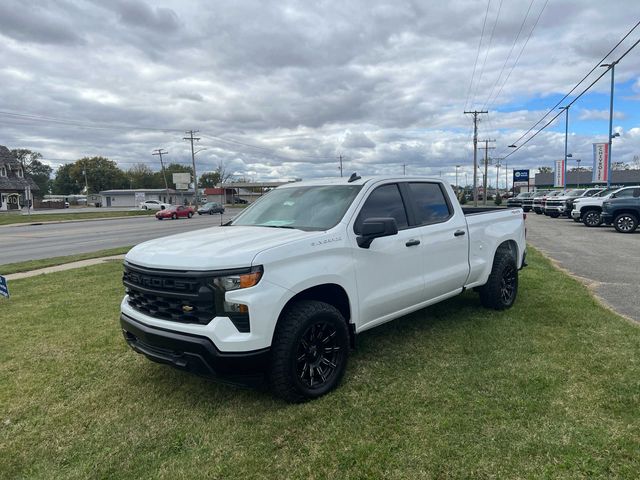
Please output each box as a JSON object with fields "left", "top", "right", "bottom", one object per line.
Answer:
{"left": 513, "top": 169, "right": 530, "bottom": 187}
{"left": 592, "top": 143, "right": 609, "bottom": 183}
{"left": 554, "top": 160, "right": 565, "bottom": 187}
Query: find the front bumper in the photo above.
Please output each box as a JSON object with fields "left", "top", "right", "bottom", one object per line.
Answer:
{"left": 571, "top": 210, "right": 581, "bottom": 219}
{"left": 120, "top": 313, "right": 270, "bottom": 385}
{"left": 545, "top": 205, "right": 565, "bottom": 213}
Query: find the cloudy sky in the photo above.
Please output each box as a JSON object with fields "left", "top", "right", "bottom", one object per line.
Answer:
{"left": 1, "top": 0, "right": 639, "bottom": 186}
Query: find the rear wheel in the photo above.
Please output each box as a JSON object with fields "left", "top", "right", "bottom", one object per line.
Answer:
{"left": 478, "top": 252, "right": 518, "bottom": 310}
{"left": 270, "top": 300, "right": 349, "bottom": 403}
{"left": 583, "top": 210, "right": 602, "bottom": 227}
{"left": 613, "top": 213, "right": 638, "bottom": 233}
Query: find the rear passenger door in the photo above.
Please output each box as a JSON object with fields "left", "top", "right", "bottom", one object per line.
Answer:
{"left": 405, "top": 182, "right": 470, "bottom": 300}
{"left": 350, "top": 183, "right": 426, "bottom": 329}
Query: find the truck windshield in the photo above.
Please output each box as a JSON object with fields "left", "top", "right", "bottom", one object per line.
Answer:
{"left": 229, "top": 185, "right": 362, "bottom": 231}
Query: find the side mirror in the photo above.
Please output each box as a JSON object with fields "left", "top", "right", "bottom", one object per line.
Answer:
{"left": 357, "top": 217, "right": 398, "bottom": 248}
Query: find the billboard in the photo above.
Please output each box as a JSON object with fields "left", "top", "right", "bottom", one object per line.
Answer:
{"left": 554, "top": 160, "right": 565, "bottom": 187}
{"left": 592, "top": 143, "right": 609, "bottom": 183}
{"left": 173, "top": 172, "right": 191, "bottom": 190}
{"left": 513, "top": 169, "right": 530, "bottom": 187}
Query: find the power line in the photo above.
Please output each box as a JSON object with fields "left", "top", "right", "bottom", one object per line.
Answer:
{"left": 480, "top": 0, "right": 537, "bottom": 111}
{"left": 464, "top": 0, "right": 492, "bottom": 111}
{"left": 500, "top": 19, "right": 640, "bottom": 155}
{"left": 485, "top": 0, "right": 549, "bottom": 111}
{"left": 470, "top": 0, "right": 504, "bottom": 109}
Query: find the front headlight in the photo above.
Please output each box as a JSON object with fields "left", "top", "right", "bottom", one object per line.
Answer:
{"left": 213, "top": 266, "right": 263, "bottom": 291}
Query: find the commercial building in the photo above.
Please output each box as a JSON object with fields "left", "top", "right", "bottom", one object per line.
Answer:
{"left": 99, "top": 189, "right": 194, "bottom": 207}
{"left": 534, "top": 170, "right": 640, "bottom": 188}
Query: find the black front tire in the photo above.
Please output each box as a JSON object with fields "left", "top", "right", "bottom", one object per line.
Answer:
{"left": 478, "top": 252, "right": 518, "bottom": 310}
{"left": 613, "top": 213, "right": 638, "bottom": 233}
{"left": 270, "top": 300, "right": 349, "bottom": 403}
{"left": 549, "top": 212, "right": 560, "bottom": 218}
{"left": 583, "top": 210, "right": 602, "bottom": 227}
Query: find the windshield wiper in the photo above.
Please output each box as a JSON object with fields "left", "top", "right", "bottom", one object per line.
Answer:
{"left": 260, "top": 224, "right": 297, "bottom": 229}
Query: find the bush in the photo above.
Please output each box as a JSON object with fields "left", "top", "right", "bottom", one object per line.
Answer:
{"left": 494, "top": 195, "right": 502, "bottom": 206}
{"left": 459, "top": 192, "right": 467, "bottom": 205}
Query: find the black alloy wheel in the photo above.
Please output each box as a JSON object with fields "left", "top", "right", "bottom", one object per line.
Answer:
{"left": 583, "top": 210, "right": 602, "bottom": 227}
{"left": 500, "top": 264, "right": 517, "bottom": 306}
{"left": 614, "top": 213, "right": 638, "bottom": 233}
{"left": 270, "top": 300, "right": 349, "bottom": 402}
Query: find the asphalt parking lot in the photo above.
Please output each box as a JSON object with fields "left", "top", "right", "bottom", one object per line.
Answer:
{"left": 525, "top": 212, "right": 639, "bottom": 322}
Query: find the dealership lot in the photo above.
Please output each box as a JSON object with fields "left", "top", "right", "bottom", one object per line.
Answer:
{"left": 525, "top": 212, "right": 639, "bottom": 321}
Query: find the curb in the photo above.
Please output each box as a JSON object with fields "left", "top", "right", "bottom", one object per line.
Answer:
{"left": 0, "top": 214, "right": 154, "bottom": 228}
{"left": 5, "top": 254, "right": 126, "bottom": 280}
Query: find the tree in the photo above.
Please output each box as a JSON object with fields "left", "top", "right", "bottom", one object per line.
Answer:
{"left": 538, "top": 166, "right": 553, "bottom": 173}
{"left": 52, "top": 164, "right": 81, "bottom": 194}
{"left": 127, "top": 164, "right": 156, "bottom": 189}
{"left": 70, "top": 157, "right": 128, "bottom": 193}
{"left": 11, "top": 148, "right": 53, "bottom": 196}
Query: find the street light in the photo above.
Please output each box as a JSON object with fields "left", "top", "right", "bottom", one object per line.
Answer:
{"left": 455, "top": 165, "right": 461, "bottom": 189}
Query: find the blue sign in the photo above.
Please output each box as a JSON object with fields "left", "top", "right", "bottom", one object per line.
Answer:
{"left": 0, "top": 275, "right": 9, "bottom": 298}
{"left": 513, "top": 169, "right": 530, "bottom": 182}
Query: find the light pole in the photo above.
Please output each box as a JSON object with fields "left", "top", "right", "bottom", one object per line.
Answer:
{"left": 455, "top": 165, "right": 460, "bottom": 189}
{"left": 508, "top": 144, "right": 517, "bottom": 192}
{"left": 575, "top": 158, "right": 582, "bottom": 188}
{"left": 600, "top": 61, "right": 618, "bottom": 187}
{"left": 559, "top": 106, "right": 570, "bottom": 188}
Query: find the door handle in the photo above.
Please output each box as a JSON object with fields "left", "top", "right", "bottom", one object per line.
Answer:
{"left": 454, "top": 230, "right": 466, "bottom": 237}
{"left": 405, "top": 239, "right": 421, "bottom": 247}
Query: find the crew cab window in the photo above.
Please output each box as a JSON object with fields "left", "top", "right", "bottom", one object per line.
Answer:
{"left": 354, "top": 184, "right": 408, "bottom": 234}
{"left": 614, "top": 189, "right": 638, "bottom": 198}
{"left": 408, "top": 182, "right": 452, "bottom": 225}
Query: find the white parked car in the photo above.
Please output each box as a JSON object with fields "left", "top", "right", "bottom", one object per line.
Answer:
{"left": 121, "top": 175, "right": 526, "bottom": 402}
{"left": 139, "top": 200, "right": 170, "bottom": 211}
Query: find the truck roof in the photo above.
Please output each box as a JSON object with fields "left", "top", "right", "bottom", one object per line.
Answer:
{"left": 276, "top": 175, "right": 447, "bottom": 188}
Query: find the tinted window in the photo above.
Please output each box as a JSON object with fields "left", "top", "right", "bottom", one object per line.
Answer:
{"left": 354, "top": 184, "right": 408, "bottom": 234}
{"left": 408, "top": 182, "right": 452, "bottom": 224}
{"left": 615, "top": 189, "right": 636, "bottom": 198}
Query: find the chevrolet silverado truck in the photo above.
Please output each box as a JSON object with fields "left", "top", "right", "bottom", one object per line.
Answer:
{"left": 120, "top": 175, "right": 527, "bottom": 402}
{"left": 572, "top": 186, "right": 640, "bottom": 227}
{"left": 544, "top": 188, "right": 603, "bottom": 218}
{"left": 602, "top": 192, "right": 640, "bottom": 233}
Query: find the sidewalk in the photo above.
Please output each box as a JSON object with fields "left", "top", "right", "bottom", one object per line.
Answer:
{"left": 6, "top": 255, "right": 125, "bottom": 281}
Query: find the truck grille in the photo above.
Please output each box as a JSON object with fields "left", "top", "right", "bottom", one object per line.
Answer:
{"left": 123, "top": 264, "right": 216, "bottom": 325}
{"left": 546, "top": 200, "right": 564, "bottom": 207}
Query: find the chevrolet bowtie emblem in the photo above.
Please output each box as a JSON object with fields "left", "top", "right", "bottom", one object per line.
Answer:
{"left": 182, "top": 305, "right": 194, "bottom": 312}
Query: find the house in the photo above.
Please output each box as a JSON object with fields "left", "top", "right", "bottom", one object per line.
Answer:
{"left": 98, "top": 188, "right": 194, "bottom": 207}
{"left": 0, "top": 145, "right": 39, "bottom": 211}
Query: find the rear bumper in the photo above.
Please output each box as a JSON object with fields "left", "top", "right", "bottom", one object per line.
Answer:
{"left": 120, "top": 314, "right": 270, "bottom": 385}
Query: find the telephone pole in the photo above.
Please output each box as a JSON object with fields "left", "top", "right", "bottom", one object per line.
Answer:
{"left": 464, "top": 110, "right": 487, "bottom": 206}
{"left": 478, "top": 139, "right": 495, "bottom": 205}
{"left": 183, "top": 130, "right": 201, "bottom": 207}
{"left": 337, "top": 154, "right": 344, "bottom": 177}
{"left": 494, "top": 158, "right": 503, "bottom": 200}
{"left": 152, "top": 149, "right": 170, "bottom": 202}
{"left": 403, "top": 164, "right": 406, "bottom": 176}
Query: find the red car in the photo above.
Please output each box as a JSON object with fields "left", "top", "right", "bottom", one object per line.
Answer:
{"left": 155, "top": 205, "right": 195, "bottom": 220}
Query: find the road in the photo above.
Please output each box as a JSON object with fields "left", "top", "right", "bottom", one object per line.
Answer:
{"left": 0, "top": 209, "right": 241, "bottom": 265}
{"left": 525, "top": 212, "right": 639, "bottom": 322}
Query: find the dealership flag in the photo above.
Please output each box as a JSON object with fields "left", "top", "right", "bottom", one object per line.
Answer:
{"left": 592, "top": 143, "right": 609, "bottom": 183}
{"left": 0, "top": 275, "right": 9, "bottom": 298}
{"left": 554, "top": 159, "right": 565, "bottom": 187}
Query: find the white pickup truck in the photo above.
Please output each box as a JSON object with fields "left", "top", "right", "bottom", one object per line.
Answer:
{"left": 120, "top": 175, "right": 526, "bottom": 402}
{"left": 572, "top": 186, "right": 640, "bottom": 226}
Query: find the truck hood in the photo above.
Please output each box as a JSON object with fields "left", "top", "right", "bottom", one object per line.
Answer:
{"left": 125, "top": 225, "right": 317, "bottom": 271}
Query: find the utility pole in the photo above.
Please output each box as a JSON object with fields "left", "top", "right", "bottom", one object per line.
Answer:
{"left": 494, "top": 158, "right": 502, "bottom": 200}
{"left": 83, "top": 160, "right": 89, "bottom": 196}
{"left": 464, "top": 110, "right": 487, "bottom": 206}
{"left": 152, "top": 149, "right": 170, "bottom": 203}
{"left": 559, "top": 105, "right": 570, "bottom": 188}
{"left": 183, "top": 130, "right": 201, "bottom": 207}
{"left": 403, "top": 164, "right": 406, "bottom": 176}
{"left": 601, "top": 61, "right": 618, "bottom": 187}
{"left": 478, "top": 139, "right": 495, "bottom": 205}
{"left": 337, "top": 154, "right": 344, "bottom": 177}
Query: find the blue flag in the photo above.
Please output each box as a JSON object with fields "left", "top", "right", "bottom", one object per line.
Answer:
{"left": 0, "top": 275, "right": 9, "bottom": 298}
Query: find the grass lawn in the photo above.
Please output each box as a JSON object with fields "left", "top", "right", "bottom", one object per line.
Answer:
{"left": 1, "top": 249, "right": 639, "bottom": 479}
{"left": 0, "top": 247, "right": 132, "bottom": 276}
{"left": 0, "top": 210, "right": 153, "bottom": 226}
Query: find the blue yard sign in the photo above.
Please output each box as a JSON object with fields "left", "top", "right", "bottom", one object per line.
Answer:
{"left": 0, "top": 275, "right": 9, "bottom": 298}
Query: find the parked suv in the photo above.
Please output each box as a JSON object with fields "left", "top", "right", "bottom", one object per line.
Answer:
{"left": 601, "top": 189, "right": 640, "bottom": 233}
{"left": 572, "top": 186, "right": 640, "bottom": 227}
{"left": 545, "top": 188, "right": 603, "bottom": 218}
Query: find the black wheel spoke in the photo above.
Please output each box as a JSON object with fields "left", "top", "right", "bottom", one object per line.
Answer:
{"left": 295, "top": 319, "right": 341, "bottom": 390}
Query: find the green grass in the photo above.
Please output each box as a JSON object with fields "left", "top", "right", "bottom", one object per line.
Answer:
{"left": 1, "top": 249, "right": 639, "bottom": 479}
{"left": 0, "top": 210, "right": 154, "bottom": 226}
{"left": 0, "top": 247, "right": 132, "bottom": 275}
